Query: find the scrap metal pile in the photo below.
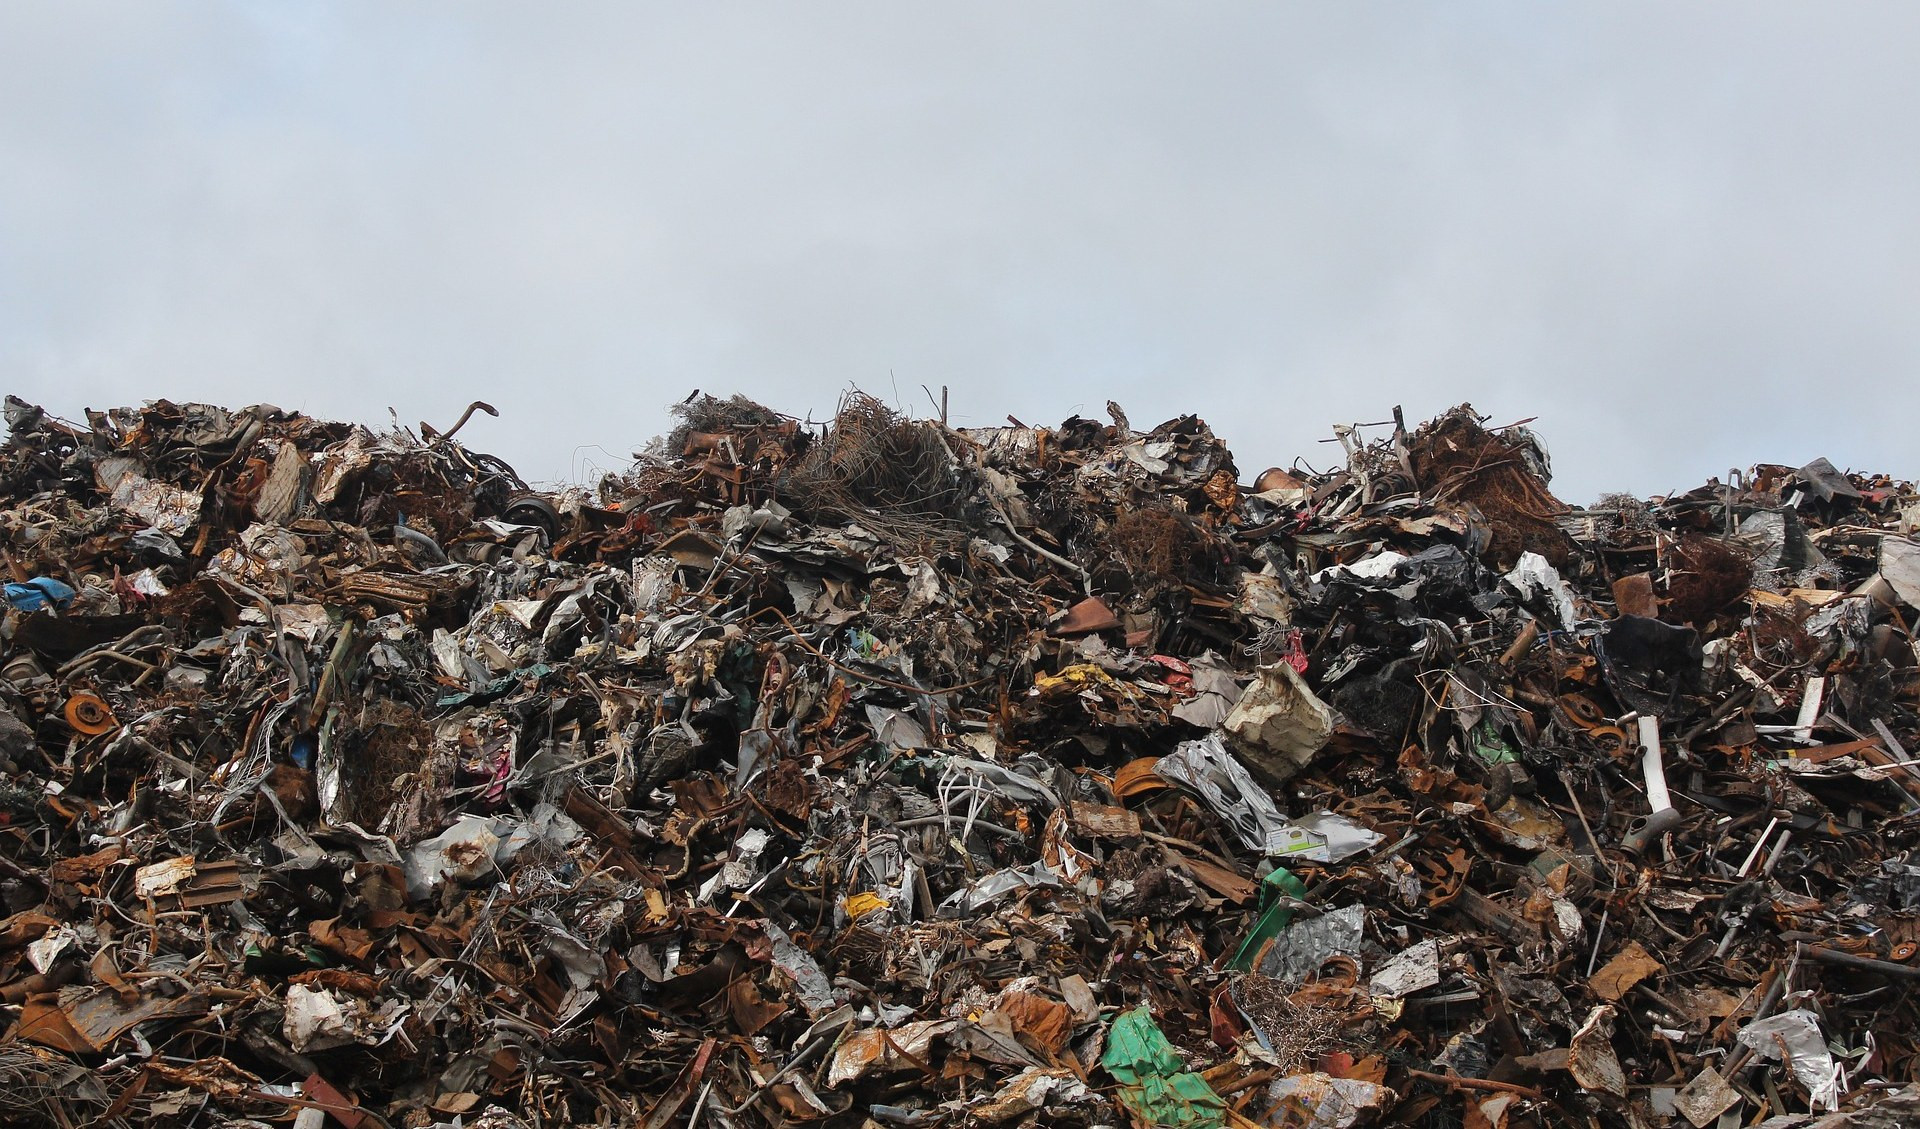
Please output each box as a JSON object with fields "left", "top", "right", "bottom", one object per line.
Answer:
{"left": 3, "top": 391, "right": 1920, "bottom": 1129}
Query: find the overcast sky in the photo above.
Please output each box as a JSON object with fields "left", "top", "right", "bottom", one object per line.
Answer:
{"left": 4, "top": 4, "right": 1917, "bottom": 503}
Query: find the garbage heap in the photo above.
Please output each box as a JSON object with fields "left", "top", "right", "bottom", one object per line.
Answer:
{"left": 2, "top": 391, "right": 1919, "bottom": 1129}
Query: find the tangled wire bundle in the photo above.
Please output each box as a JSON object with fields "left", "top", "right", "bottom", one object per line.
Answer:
{"left": 1410, "top": 407, "right": 1574, "bottom": 569}
{"left": 666, "top": 393, "right": 791, "bottom": 455}
{"left": 1111, "top": 503, "right": 1225, "bottom": 588}
{"left": 0, "top": 1045, "right": 110, "bottom": 1126}
{"left": 783, "top": 393, "right": 971, "bottom": 539}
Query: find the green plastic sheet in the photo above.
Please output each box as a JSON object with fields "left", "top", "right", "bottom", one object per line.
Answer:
{"left": 1101, "top": 1006, "right": 1228, "bottom": 1129}
{"left": 1227, "top": 865, "right": 1308, "bottom": 972}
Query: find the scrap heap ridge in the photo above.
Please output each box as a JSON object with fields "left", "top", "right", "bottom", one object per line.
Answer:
{"left": 2, "top": 390, "right": 1918, "bottom": 1129}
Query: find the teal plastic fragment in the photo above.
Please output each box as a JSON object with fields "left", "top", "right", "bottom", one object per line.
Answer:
{"left": 1227, "top": 866, "right": 1308, "bottom": 972}
{"left": 1101, "top": 1007, "right": 1229, "bottom": 1129}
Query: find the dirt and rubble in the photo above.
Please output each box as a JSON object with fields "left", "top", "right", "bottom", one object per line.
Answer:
{"left": 2, "top": 389, "right": 1920, "bottom": 1129}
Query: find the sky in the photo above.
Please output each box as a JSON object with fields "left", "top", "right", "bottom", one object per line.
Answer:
{"left": 4, "top": 4, "right": 1918, "bottom": 504}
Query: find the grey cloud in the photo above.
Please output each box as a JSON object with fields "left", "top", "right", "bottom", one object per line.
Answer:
{"left": 5, "top": 3, "right": 1919, "bottom": 501}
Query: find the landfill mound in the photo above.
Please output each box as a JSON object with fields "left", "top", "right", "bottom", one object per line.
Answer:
{"left": 2, "top": 391, "right": 1920, "bottom": 1129}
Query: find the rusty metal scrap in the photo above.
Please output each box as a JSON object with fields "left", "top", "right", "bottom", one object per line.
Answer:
{"left": 2, "top": 392, "right": 1919, "bottom": 1127}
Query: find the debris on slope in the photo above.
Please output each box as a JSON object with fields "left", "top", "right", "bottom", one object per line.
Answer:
{"left": 2, "top": 389, "right": 1919, "bottom": 1129}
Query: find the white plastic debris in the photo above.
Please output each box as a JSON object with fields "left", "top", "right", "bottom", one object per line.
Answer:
{"left": 1879, "top": 537, "right": 1920, "bottom": 609}
{"left": 1264, "top": 1073, "right": 1395, "bottom": 1129}
{"left": 1312, "top": 551, "right": 1410, "bottom": 584}
{"left": 1286, "top": 811, "right": 1385, "bottom": 863}
{"left": 1220, "top": 661, "right": 1335, "bottom": 786}
{"left": 1738, "top": 1009, "right": 1842, "bottom": 1111}
{"left": 1369, "top": 939, "right": 1442, "bottom": 1001}
{"left": 283, "top": 984, "right": 359, "bottom": 1053}
{"left": 401, "top": 805, "right": 582, "bottom": 899}
{"left": 1504, "top": 551, "right": 1580, "bottom": 630}
{"left": 134, "top": 856, "right": 198, "bottom": 899}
